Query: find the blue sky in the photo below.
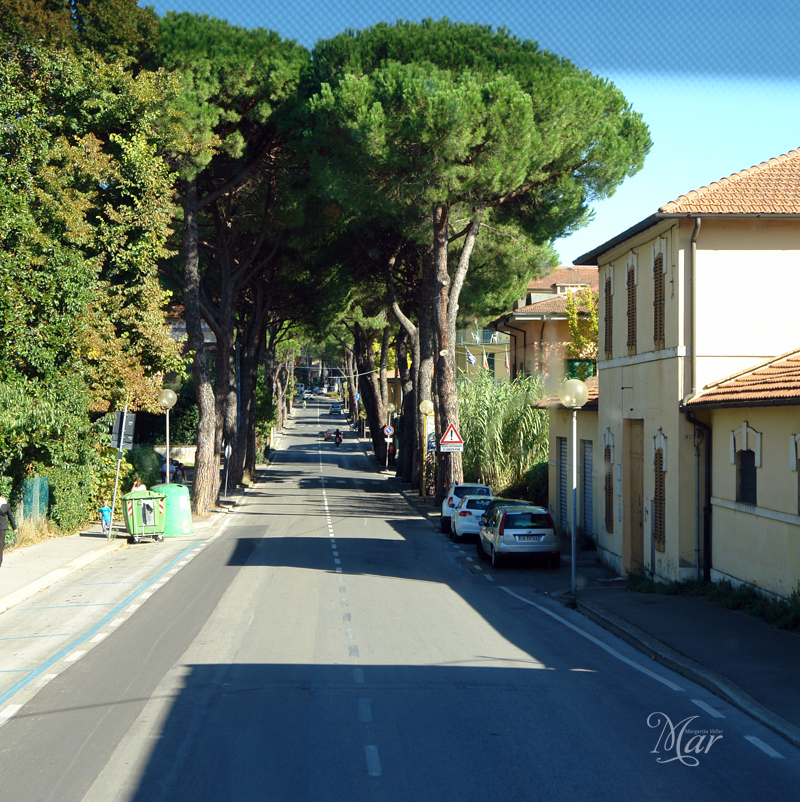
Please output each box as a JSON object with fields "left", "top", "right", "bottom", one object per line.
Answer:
{"left": 142, "top": 0, "right": 800, "bottom": 263}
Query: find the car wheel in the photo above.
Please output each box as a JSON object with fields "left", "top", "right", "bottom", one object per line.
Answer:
{"left": 476, "top": 539, "right": 488, "bottom": 561}
{"left": 441, "top": 517, "right": 450, "bottom": 534}
{"left": 490, "top": 545, "right": 502, "bottom": 568}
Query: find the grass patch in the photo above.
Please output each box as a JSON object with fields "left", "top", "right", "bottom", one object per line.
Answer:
{"left": 627, "top": 572, "right": 800, "bottom": 632}
{"left": 5, "top": 517, "right": 68, "bottom": 553}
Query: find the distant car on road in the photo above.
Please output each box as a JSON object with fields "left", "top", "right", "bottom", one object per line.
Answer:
{"left": 329, "top": 403, "right": 342, "bottom": 415}
{"left": 320, "top": 429, "right": 336, "bottom": 441}
{"left": 451, "top": 495, "right": 493, "bottom": 541}
{"left": 303, "top": 390, "right": 313, "bottom": 400}
{"left": 477, "top": 504, "right": 560, "bottom": 568}
{"left": 440, "top": 483, "right": 492, "bottom": 533}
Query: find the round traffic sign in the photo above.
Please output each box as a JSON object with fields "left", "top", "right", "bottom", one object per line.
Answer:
{"left": 384, "top": 425, "right": 394, "bottom": 436}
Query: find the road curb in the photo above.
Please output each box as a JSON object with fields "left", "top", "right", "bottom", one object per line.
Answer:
{"left": 0, "top": 539, "right": 126, "bottom": 615}
{"left": 576, "top": 597, "right": 800, "bottom": 749}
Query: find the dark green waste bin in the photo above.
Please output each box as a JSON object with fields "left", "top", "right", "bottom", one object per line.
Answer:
{"left": 121, "top": 490, "right": 166, "bottom": 542}
{"left": 150, "top": 483, "right": 195, "bottom": 537}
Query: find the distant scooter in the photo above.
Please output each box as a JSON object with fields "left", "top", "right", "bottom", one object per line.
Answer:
{"left": 334, "top": 429, "right": 342, "bottom": 447}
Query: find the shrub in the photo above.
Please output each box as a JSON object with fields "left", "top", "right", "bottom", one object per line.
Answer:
{"left": 40, "top": 465, "right": 94, "bottom": 532}
{"left": 459, "top": 370, "right": 548, "bottom": 492}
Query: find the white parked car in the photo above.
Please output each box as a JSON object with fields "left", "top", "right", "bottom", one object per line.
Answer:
{"left": 441, "top": 483, "right": 492, "bottom": 533}
{"left": 476, "top": 504, "right": 561, "bottom": 568}
{"left": 451, "top": 495, "right": 494, "bottom": 541}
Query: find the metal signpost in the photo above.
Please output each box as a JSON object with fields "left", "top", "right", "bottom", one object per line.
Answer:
{"left": 108, "top": 406, "right": 136, "bottom": 539}
{"left": 224, "top": 443, "right": 232, "bottom": 499}
{"left": 384, "top": 425, "right": 394, "bottom": 469}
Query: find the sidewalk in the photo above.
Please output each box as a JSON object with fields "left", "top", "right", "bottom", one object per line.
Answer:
{"left": 0, "top": 484, "right": 249, "bottom": 616}
{"left": 396, "top": 481, "right": 800, "bottom": 750}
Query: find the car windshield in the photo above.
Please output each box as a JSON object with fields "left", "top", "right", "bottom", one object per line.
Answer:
{"left": 455, "top": 486, "right": 490, "bottom": 497}
{"left": 504, "top": 512, "right": 551, "bottom": 530}
{"left": 466, "top": 498, "right": 492, "bottom": 510}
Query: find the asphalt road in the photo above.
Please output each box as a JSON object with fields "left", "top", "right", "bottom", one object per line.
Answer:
{"left": 0, "top": 402, "right": 797, "bottom": 801}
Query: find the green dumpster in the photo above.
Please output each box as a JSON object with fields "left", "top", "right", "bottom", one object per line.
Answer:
{"left": 150, "top": 483, "right": 195, "bottom": 537}
{"left": 121, "top": 490, "right": 166, "bottom": 542}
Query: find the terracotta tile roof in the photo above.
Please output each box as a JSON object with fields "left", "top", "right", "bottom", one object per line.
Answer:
{"left": 527, "top": 266, "right": 599, "bottom": 291}
{"left": 511, "top": 295, "right": 594, "bottom": 317}
{"left": 659, "top": 148, "right": 800, "bottom": 215}
{"left": 686, "top": 348, "right": 800, "bottom": 408}
{"left": 533, "top": 376, "right": 599, "bottom": 411}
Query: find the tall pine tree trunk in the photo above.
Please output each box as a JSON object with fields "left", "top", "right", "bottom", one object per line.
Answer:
{"left": 182, "top": 178, "right": 220, "bottom": 514}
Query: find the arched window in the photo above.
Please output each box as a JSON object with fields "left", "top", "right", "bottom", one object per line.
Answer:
{"left": 736, "top": 449, "right": 757, "bottom": 506}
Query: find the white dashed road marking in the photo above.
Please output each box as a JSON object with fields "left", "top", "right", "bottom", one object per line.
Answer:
{"left": 0, "top": 705, "right": 22, "bottom": 726}
{"left": 691, "top": 699, "right": 725, "bottom": 718}
{"left": 745, "top": 736, "right": 784, "bottom": 758}
{"left": 365, "top": 745, "right": 382, "bottom": 776}
{"left": 64, "top": 651, "right": 86, "bottom": 663}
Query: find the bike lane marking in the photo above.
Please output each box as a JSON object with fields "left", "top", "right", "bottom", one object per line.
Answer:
{"left": 0, "top": 504, "right": 241, "bottom": 712}
{"left": 499, "top": 586, "right": 684, "bottom": 692}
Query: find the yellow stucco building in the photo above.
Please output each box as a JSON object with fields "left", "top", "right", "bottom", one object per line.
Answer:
{"left": 544, "top": 148, "right": 800, "bottom": 599}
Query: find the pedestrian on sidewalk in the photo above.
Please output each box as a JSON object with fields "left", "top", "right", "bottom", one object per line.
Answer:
{"left": 0, "top": 495, "right": 18, "bottom": 567}
{"left": 131, "top": 477, "right": 147, "bottom": 492}
{"left": 99, "top": 500, "right": 112, "bottom": 536}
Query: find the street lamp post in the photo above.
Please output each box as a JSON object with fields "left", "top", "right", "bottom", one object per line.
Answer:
{"left": 419, "top": 399, "right": 434, "bottom": 499}
{"left": 558, "top": 378, "right": 589, "bottom": 595}
{"left": 158, "top": 389, "right": 178, "bottom": 485}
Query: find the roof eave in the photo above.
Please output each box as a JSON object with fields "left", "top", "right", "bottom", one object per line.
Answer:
{"left": 573, "top": 214, "right": 661, "bottom": 265}
{"left": 683, "top": 397, "right": 800, "bottom": 411}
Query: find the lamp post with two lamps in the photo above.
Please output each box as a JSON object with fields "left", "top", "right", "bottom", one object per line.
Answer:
{"left": 158, "top": 388, "right": 178, "bottom": 485}
{"left": 558, "top": 378, "right": 589, "bottom": 595}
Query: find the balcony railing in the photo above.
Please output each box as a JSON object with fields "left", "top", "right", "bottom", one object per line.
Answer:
{"left": 456, "top": 329, "right": 510, "bottom": 345}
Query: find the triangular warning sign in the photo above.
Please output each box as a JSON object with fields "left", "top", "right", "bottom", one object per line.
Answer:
{"left": 440, "top": 424, "right": 463, "bottom": 445}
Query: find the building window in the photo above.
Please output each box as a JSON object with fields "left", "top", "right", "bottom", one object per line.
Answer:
{"left": 736, "top": 449, "right": 757, "bottom": 506}
{"left": 653, "top": 447, "right": 665, "bottom": 552}
{"left": 653, "top": 253, "right": 665, "bottom": 350}
{"left": 604, "top": 277, "right": 613, "bottom": 360}
{"left": 627, "top": 266, "right": 637, "bottom": 355}
{"left": 604, "top": 445, "right": 613, "bottom": 533}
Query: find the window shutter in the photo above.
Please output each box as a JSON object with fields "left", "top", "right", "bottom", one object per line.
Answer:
{"left": 604, "top": 278, "right": 613, "bottom": 359}
{"left": 653, "top": 447, "right": 665, "bottom": 552}
{"left": 604, "top": 445, "right": 613, "bottom": 533}
{"left": 736, "top": 450, "right": 757, "bottom": 506}
{"left": 653, "top": 254, "right": 665, "bottom": 350}
{"left": 627, "top": 267, "right": 636, "bottom": 355}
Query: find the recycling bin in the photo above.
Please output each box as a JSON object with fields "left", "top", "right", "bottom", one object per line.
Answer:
{"left": 121, "top": 490, "right": 166, "bottom": 543}
{"left": 150, "top": 482, "right": 195, "bottom": 537}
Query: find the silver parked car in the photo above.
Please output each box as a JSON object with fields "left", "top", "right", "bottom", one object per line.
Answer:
{"left": 477, "top": 505, "right": 561, "bottom": 568}
{"left": 451, "top": 495, "right": 494, "bottom": 541}
{"left": 441, "top": 483, "right": 492, "bottom": 533}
